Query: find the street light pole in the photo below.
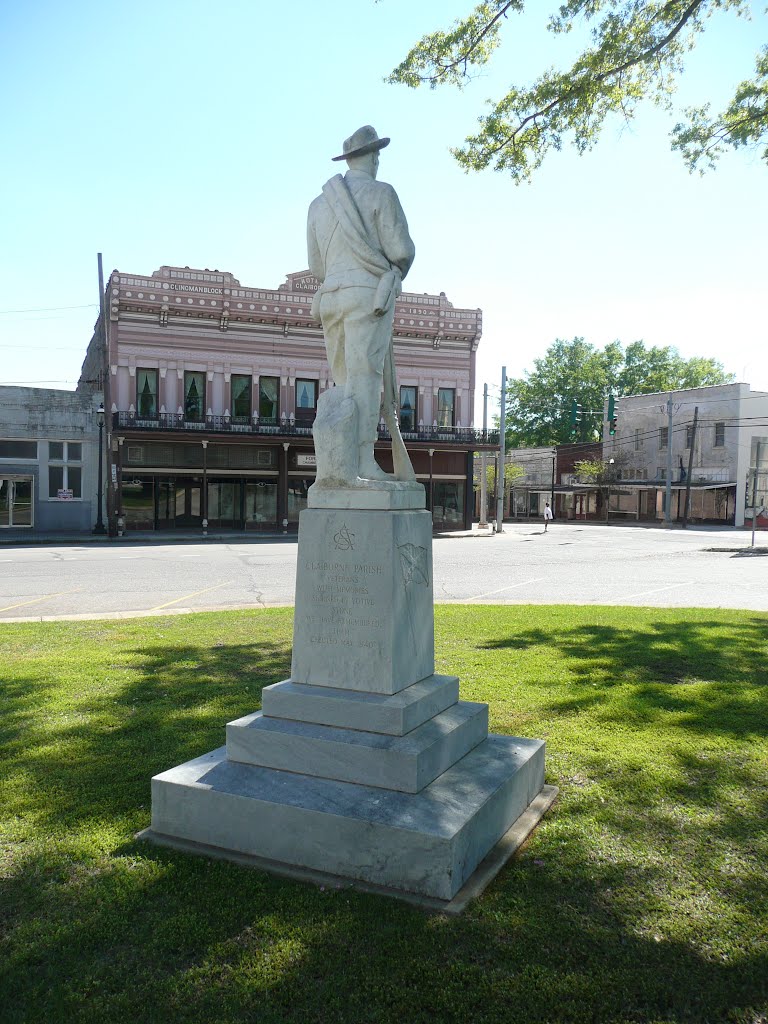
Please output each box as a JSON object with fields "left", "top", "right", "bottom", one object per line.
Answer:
{"left": 479, "top": 383, "right": 488, "bottom": 529}
{"left": 495, "top": 366, "right": 507, "bottom": 533}
{"left": 93, "top": 403, "right": 106, "bottom": 534}
{"left": 752, "top": 439, "right": 764, "bottom": 549}
{"left": 664, "top": 397, "right": 674, "bottom": 527}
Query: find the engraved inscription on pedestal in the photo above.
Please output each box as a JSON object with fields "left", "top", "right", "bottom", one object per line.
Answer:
{"left": 291, "top": 508, "right": 435, "bottom": 694}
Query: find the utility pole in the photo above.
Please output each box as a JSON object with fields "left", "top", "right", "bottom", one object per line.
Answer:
{"left": 664, "top": 397, "right": 674, "bottom": 527}
{"left": 752, "top": 439, "right": 764, "bottom": 549}
{"left": 495, "top": 366, "right": 507, "bottom": 533}
{"left": 96, "top": 253, "right": 114, "bottom": 536}
{"left": 681, "top": 407, "right": 698, "bottom": 529}
{"left": 479, "top": 383, "right": 488, "bottom": 529}
{"left": 550, "top": 451, "right": 556, "bottom": 511}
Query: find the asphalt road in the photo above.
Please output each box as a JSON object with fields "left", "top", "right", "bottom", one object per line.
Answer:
{"left": 1, "top": 523, "right": 765, "bottom": 621}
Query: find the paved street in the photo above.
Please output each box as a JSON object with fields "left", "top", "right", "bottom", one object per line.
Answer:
{"left": 0, "top": 523, "right": 765, "bottom": 621}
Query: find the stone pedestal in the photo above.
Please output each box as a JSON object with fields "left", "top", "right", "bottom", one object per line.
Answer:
{"left": 292, "top": 508, "right": 434, "bottom": 692}
{"left": 144, "top": 504, "right": 552, "bottom": 906}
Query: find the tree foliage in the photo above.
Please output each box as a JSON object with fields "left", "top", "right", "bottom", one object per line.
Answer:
{"left": 386, "top": 1, "right": 768, "bottom": 182}
{"left": 574, "top": 451, "right": 628, "bottom": 485}
{"left": 503, "top": 337, "right": 732, "bottom": 446}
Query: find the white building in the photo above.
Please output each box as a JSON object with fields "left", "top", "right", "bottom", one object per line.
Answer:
{"left": 601, "top": 383, "right": 768, "bottom": 528}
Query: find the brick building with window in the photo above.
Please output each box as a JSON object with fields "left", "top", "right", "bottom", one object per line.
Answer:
{"left": 0, "top": 386, "right": 102, "bottom": 534}
{"left": 599, "top": 383, "right": 768, "bottom": 526}
{"left": 78, "top": 265, "right": 496, "bottom": 535}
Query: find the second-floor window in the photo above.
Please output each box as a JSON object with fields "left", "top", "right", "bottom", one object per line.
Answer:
{"left": 231, "top": 374, "right": 252, "bottom": 422}
{"left": 714, "top": 422, "right": 725, "bottom": 447}
{"left": 295, "top": 379, "right": 317, "bottom": 419}
{"left": 659, "top": 426, "right": 668, "bottom": 449}
{"left": 0, "top": 440, "right": 37, "bottom": 459}
{"left": 400, "top": 386, "right": 417, "bottom": 431}
{"left": 137, "top": 369, "right": 158, "bottom": 419}
{"left": 259, "top": 376, "right": 279, "bottom": 423}
{"left": 48, "top": 441, "right": 82, "bottom": 498}
{"left": 184, "top": 371, "right": 205, "bottom": 422}
{"left": 634, "top": 428, "right": 643, "bottom": 450}
{"left": 686, "top": 424, "right": 695, "bottom": 448}
{"left": 437, "top": 388, "right": 455, "bottom": 428}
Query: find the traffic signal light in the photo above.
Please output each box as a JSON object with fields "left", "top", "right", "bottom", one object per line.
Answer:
{"left": 607, "top": 395, "right": 618, "bottom": 435}
{"left": 569, "top": 399, "right": 582, "bottom": 438}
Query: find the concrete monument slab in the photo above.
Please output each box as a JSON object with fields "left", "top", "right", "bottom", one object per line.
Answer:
{"left": 291, "top": 507, "right": 434, "bottom": 693}
{"left": 226, "top": 702, "right": 488, "bottom": 793}
{"left": 148, "top": 734, "right": 545, "bottom": 901}
{"left": 261, "top": 674, "right": 459, "bottom": 735}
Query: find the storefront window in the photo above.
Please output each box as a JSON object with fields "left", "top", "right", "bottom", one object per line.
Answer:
{"left": 48, "top": 441, "right": 82, "bottom": 498}
{"left": 184, "top": 372, "right": 205, "bottom": 422}
{"left": 208, "top": 481, "right": 239, "bottom": 524}
{"left": 137, "top": 369, "right": 158, "bottom": 419}
{"left": 400, "top": 386, "right": 417, "bottom": 431}
{"left": 287, "top": 478, "right": 312, "bottom": 521}
{"left": 246, "top": 480, "right": 277, "bottom": 526}
{"left": 122, "top": 478, "right": 154, "bottom": 527}
{"left": 232, "top": 375, "right": 252, "bottom": 422}
{"left": 431, "top": 481, "right": 464, "bottom": 527}
{"left": 259, "top": 376, "right": 279, "bottom": 423}
{"left": 437, "top": 389, "right": 455, "bottom": 428}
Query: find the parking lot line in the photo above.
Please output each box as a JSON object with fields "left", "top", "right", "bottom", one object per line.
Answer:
{"left": 0, "top": 588, "right": 83, "bottom": 613}
{"left": 622, "top": 582, "right": 691, "bottom": 600}
{"left": 150, "top": 581, "right": 232, "bottom": 611}
{"left": 467, "top": 578, "right": 546, "bottom": 602}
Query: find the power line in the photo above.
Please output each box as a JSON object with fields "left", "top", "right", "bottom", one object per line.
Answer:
{"left": 0, "top": 344, "right": 87, "bottom": 351}
{"left": 0, "top": 303, "right": 98, "bottom": 315}
{"left": 0, "top": 379, "right": 78, "bottom": 386}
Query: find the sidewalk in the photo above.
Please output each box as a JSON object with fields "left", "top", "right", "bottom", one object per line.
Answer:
{"left": 0, "top": 520, "right": 762, "bottom": 547}
{"left": 0, "top": 525, "right": 495, "bottom": 547}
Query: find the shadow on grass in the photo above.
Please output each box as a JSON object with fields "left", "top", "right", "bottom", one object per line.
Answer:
{"left": 2, "top": 637, "right": 292, "bottom": 832}
{"left": 481, "top": 617, "right": 768, "bottom": 738}
{"left": 3, "top": 808, "right": 767, "bottom": 1024}
{"left": 2, "top": 610, "right": 768, "bottom": 1023}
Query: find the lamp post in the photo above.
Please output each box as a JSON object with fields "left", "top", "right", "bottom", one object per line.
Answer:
{"left": 93, "top": 403, "right": 106, "bottom": 534}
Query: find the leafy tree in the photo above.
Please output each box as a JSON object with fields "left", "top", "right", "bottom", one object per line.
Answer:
{"left": 502, "top": 337, "right": 732, "bottom": 445}
{"left": 386, "top": 1, "right": 768, "bottom": 182}
{"left": 574, "top": 451, "right": 630, "bottom": 521}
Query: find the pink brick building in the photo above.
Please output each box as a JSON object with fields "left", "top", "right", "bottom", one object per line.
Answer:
{"left": 79, "top": 265, "right": 497, "bottom": 534}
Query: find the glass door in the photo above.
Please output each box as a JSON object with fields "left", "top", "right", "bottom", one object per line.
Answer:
{"left": 0, "top": 477, "right": 34, "bottom": 527}
{"left": 174, "top": 479, "right": 202, "bottom": 527}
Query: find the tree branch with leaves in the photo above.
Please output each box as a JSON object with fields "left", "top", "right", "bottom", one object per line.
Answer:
{"left": 387, "top": 0, "right": 766, "bottom": 182}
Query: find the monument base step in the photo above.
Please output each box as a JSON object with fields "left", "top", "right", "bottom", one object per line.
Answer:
{"left": 226, "top": 701, "right": 488, "bottom": 793}
{"left": 261, "top": 674, "right": 460, "bottom": 736}
{"left": 146, "top": 733, "right": 546, "bottom": 902}
{"left": 138, "top": 785, "right": 558, "bottom": 914}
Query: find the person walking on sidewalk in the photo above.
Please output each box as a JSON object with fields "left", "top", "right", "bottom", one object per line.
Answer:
{"left": 543, "top": 501, "right": 554, "bottom": 533}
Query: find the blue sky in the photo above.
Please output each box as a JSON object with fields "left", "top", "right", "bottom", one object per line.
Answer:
{"left": 1, "top": 0, "right": 766, "bottom": 410}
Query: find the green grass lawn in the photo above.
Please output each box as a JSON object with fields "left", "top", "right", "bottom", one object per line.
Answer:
{"left": 1, "top": 606, "right": 767, "bottom": 1024}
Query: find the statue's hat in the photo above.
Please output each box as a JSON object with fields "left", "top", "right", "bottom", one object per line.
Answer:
{"left": 332, "top": 125, "right": 390, "bottom": 162}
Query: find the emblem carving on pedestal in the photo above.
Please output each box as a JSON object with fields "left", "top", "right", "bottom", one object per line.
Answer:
{"left": 333, "top": 524, "right": 355, "bottom": 551}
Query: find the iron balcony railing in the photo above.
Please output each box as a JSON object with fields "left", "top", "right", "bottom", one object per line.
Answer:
{"left": 112, "top": 411, "right": 499, "bottom": 446}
